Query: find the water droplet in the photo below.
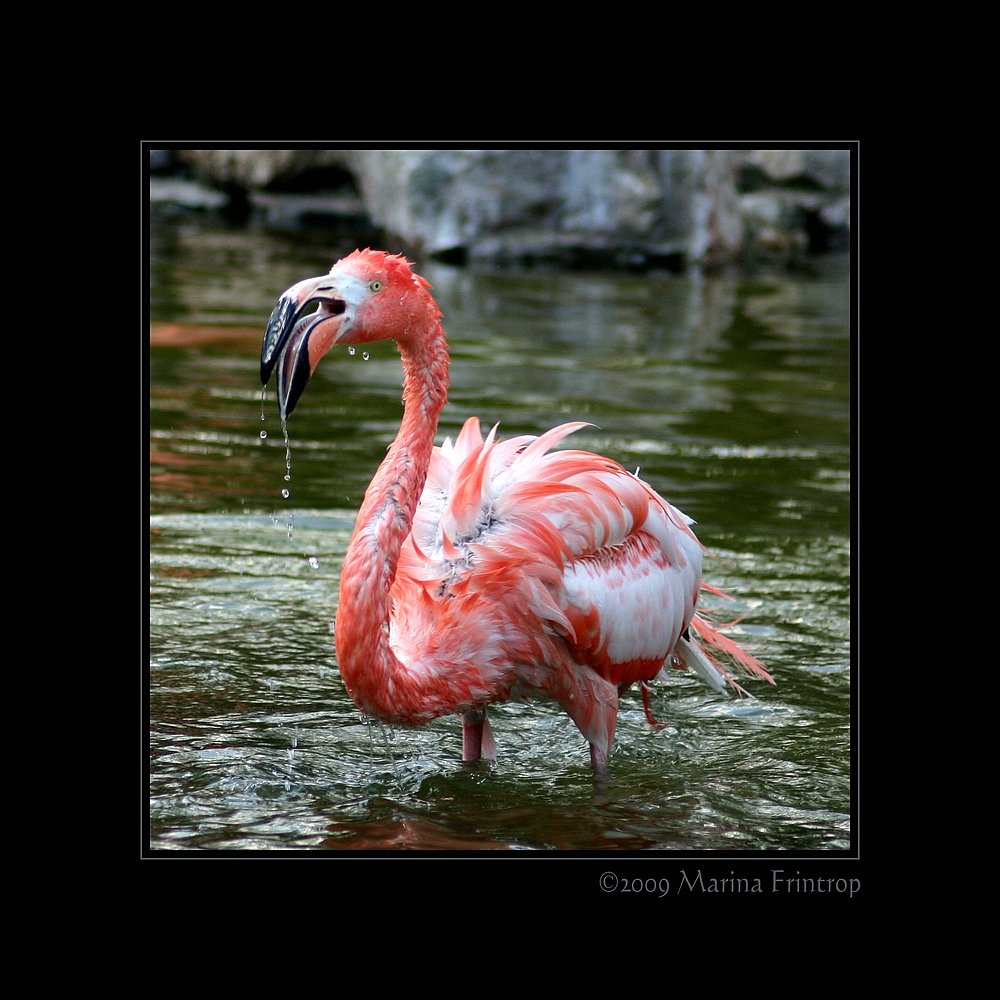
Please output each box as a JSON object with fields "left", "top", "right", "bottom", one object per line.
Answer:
{"left": 260, "top": 430, "right": 267, "bottom": 439}
{"left": 308, "top": 556, "right": 320, "bottom": 569}
{"left": 348, "top": 345, "right": 356, "bottom": 356}
{"left": 279, "top": 420, "right": 294, "bottom": 539}
{"left": 362, "top": 351, "right": 370, "bottom": 361}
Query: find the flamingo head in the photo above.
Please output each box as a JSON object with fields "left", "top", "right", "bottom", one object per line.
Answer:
{"left": 260, "top": 249, "right": 438, "bottom": 418}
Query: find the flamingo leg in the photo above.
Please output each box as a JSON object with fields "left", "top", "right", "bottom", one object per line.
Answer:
{"left": 462, "top": 709, "right": 496, "bottom": 762}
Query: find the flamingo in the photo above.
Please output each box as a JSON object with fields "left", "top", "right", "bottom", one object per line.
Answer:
{"left": 260, "top": 249, "right": 773, "bottom": 770}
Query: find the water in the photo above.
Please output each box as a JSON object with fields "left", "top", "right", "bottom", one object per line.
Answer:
{"left": 148, "top": 213, "right": 852, "bottom": 860}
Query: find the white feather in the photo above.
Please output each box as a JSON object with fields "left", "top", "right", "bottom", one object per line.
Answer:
{"left": 672, "top": 634, "right": 731, "bottom": 696}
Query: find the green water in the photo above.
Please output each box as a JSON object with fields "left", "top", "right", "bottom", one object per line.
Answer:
{"left": 148, "top": 214, "right": 852, "bottom": 861}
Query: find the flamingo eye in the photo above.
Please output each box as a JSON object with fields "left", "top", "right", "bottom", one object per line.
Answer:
{"left": 369, "top": 279, "right": 384, "bottom": 292}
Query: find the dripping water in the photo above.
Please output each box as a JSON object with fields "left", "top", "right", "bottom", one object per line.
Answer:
{"left": 281, "top": 417, "right": 293, "bottom": 539}
{"left": 360, "top": 713, "right": 401, "bottom": 783}
{"left": 259, "top": 390, "right": 289, "bottom": 535}
{"left": 347, "top": 345, "right": 356, "bottom": 356}
{"left": 378, "top": 722, "right": 400, "bottom": 779}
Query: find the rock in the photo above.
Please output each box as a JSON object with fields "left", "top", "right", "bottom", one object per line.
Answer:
{"left": 739, "top": 192, "right": 810, "bottom": 257}
{"left": 344, "top": 149, "right": 742, "bottom": 268}
{"left": 179, "top": 149, "right": 353, "bottom": 189}
{"left": 149, "top": 177, "right": 227, "bottom": 210}
{"left": 736, "top": 149, "right": 851, "bottom": 256}
{"left": 251, "top": 190, "right": 369, "bottom": 229}
{"left": 820, "top": 194, "right": 851, "bottom": 231}
{"left": 742, "top": 149, "right": 851, "bottom": 190}
{"left": 561, "top": 149, "right": 662, "bottom": 236}
{"left": 159, "top": 148, "right": 851, "bottom": 268}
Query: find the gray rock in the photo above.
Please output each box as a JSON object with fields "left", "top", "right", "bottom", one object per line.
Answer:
{"left": 820, "top": 194, "right": 851, "bottom": 230}
{"left": 164, "top": 148, "right": 850, "bottom": 268}
{"left": 179, "top": 149, "right": 353, "bottom": 188}
{"left": 739, "top": 192, "right": 810, "bottom": 256}
{"left": 742, "top": 149, "right": 851, "bottom": 190}
{"left": 149, "top": 177, "right": 227, "bottom": 210}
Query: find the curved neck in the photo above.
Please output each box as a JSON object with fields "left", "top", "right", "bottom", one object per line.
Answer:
{"left": 334, "top": 328, "right": 450, "bottom": 722}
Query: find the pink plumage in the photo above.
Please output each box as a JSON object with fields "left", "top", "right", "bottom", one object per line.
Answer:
{"left": 260, "top": 249, "right": 773, "bottom": 770}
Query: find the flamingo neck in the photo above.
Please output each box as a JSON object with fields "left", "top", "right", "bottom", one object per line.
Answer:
{"left": 334, "top": 327, "right": 451, "bottom": 723}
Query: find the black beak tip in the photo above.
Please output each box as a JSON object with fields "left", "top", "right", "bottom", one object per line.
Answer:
{"left": 260, "top": 295, "right": 298, "bottom": 387}
{"left": 277, "top": 351, "right": 311, "bottom": 421}
{"left": 261, "top": 288, "right": 335, "bottom": 419}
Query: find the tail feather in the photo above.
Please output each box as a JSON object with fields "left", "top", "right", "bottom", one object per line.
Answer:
{"left": 682, "top": 614, "right": 775, "bottom": 696}
{"left": 671, "top": 633, "right": 731, "bottom": 695}
{"left": 690, "top": 615, "right": 774, "bottom": 682}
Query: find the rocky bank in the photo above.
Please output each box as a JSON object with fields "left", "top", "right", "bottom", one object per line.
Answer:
{"left": 149, "top": 148, "right": 852, "bottom": 270}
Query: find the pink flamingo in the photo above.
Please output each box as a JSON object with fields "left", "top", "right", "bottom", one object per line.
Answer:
{"left": 261, "top": 249, "right": 773, "bottom": 770}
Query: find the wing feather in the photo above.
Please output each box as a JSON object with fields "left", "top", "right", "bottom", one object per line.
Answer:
{"left": 394, "top": 418, "right": 751, "bottom": 705}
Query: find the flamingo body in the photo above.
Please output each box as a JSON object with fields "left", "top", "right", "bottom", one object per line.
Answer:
{"left": 261, "top": 249, "right": 772, "bottom": 769}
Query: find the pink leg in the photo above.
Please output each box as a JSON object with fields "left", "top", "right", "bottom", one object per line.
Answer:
{"left": 462, "top": 709, "right": 496, "bottom": 762}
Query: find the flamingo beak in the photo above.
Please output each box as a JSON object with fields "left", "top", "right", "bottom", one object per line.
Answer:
{"left": 260, "top": 276, "right": 347, "bottom": 419}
